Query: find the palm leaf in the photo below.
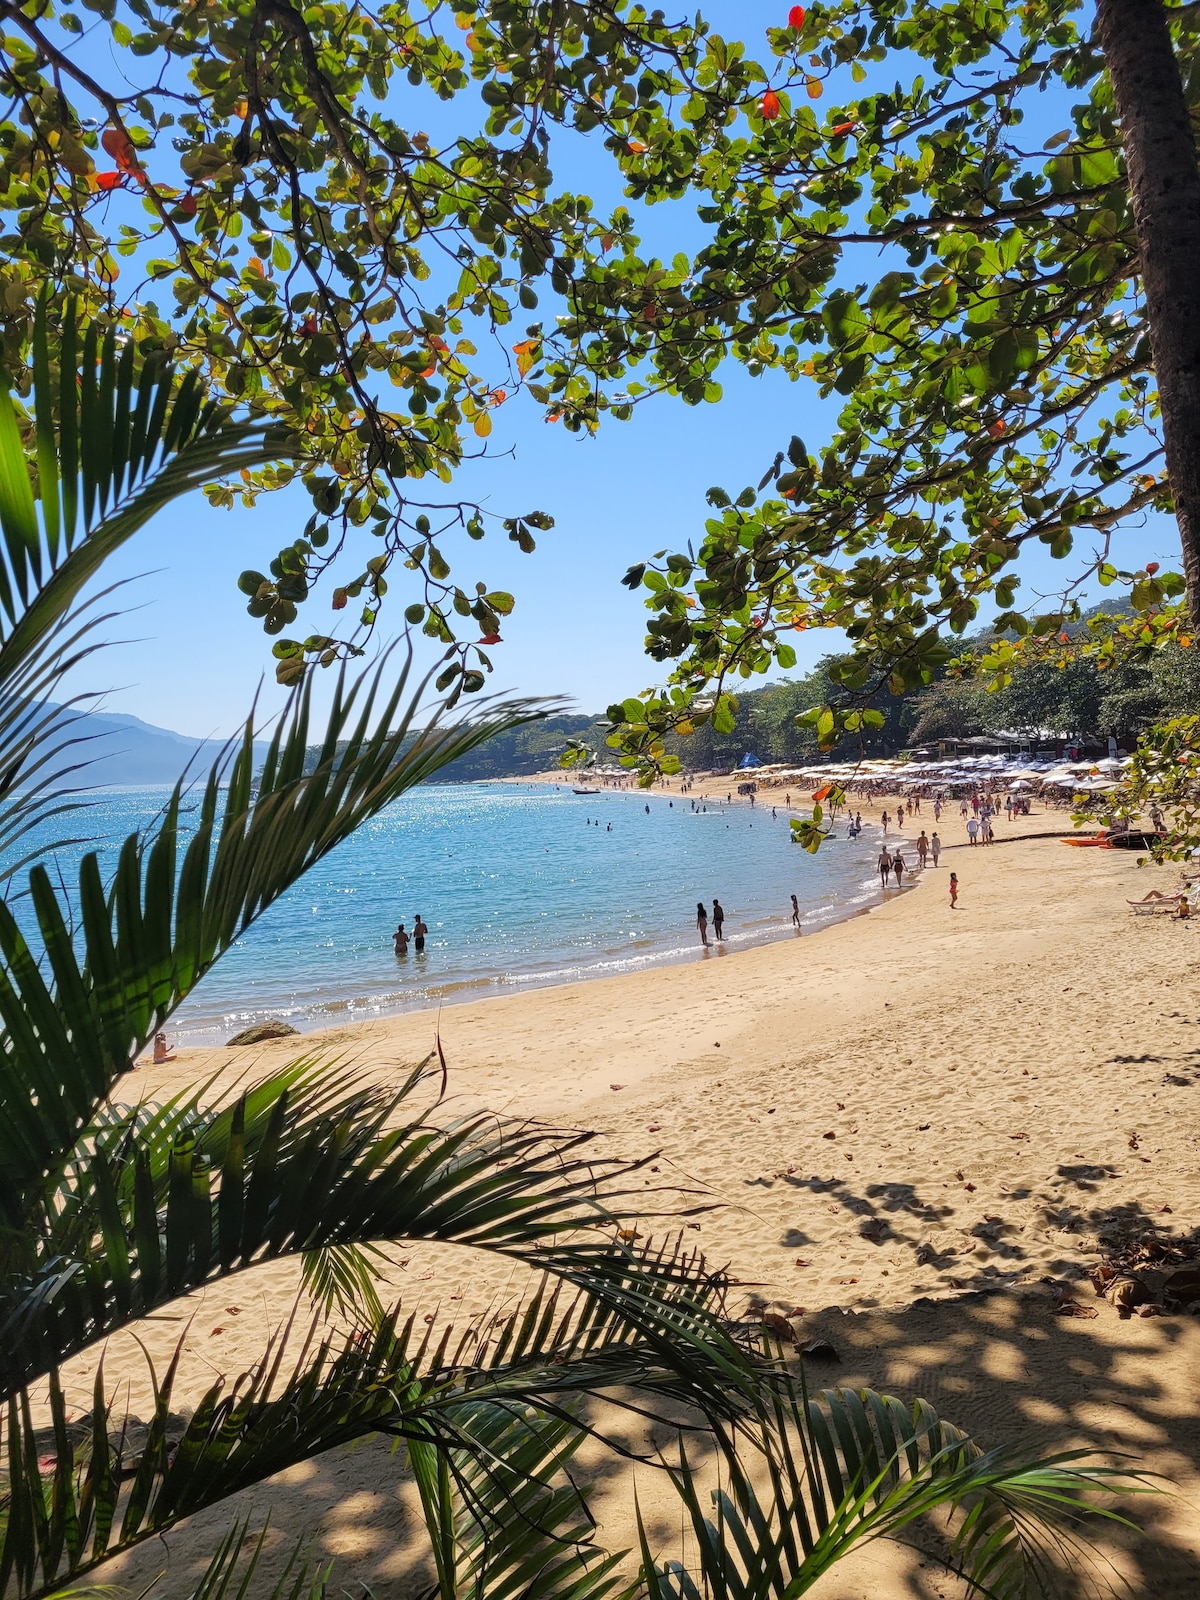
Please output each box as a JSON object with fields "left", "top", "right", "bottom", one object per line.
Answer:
{"left": 2, "top": 1053, "right": 744, "bottom": 1418}
{"left": 406, "top": 1400, "right": 636, "bottom": 1600}
{"left": 637, "top": 1362, "right": 1152, "bottom": 1600}
{"left": 0, "top": 1262, "right": 750, "bottom": 1600}
{"left": 0, "top": 303, "right": 296, "bottom": 869}
{"left": 0, "top": 651, "right": 549, "bottom": 1229}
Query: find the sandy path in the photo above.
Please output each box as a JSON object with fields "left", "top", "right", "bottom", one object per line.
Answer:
{"left": 46, "top": 807, "right": 1200, "bottom": 1596}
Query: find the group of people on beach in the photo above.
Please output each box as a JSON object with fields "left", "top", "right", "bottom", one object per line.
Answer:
{"left": 877, "top": 828, "right": 941, "bottom": 887}
{"left": 393, "top": 915, "right": 429, "bottom": 956}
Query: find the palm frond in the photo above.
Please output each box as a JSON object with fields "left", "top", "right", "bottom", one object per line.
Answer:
{"left": 637, "top": 1365, "right": 1152, "bottom": 1600}
{"left": 0, "top": 303, "right": 296, "bottom": 866}
{"left": 0, "top": 303, "right": 294, "bottom": 688}
{"left": 153, "top": 1518, "right": 330, "bottom": 1600}
{"left": 2, "top": 1051, "right": 745, "bottom": 1416}
{"left": 0, "top": 653, "right": 549, "bottom": 1232}
{"left": 407, "top": 1401, "right": 635, "bottom": 1600}
{"left": 0, "top": 1272, "right": 744, "bottom": 1600}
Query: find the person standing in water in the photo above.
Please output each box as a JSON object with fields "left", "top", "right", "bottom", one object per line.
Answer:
{"left": 712, "top": 898, "right": 725, "bottom": 941}
{"left": 413, "top": 915, "right": 428, "bottom": 953}
{"left": 891, "top": 849, "right": 906, "bottom": 887}
{"left": 877, "top": 845, "right": 892, "bottom": 887}
{"left": 696, "top": 901, "right": 709, "bottom": 947}
{"left": 791, "top": 894, "right": 800, "bottom": 927}
{"left": 394, "top": 922, "right": 409, "bottom": 956}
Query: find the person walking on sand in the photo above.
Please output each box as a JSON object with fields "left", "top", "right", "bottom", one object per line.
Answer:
{"left": 696, "top": 901, "right": 709, "bottom": 946}
{"left": 791, "top": 893, "right": 801, "bottom": 927}
{"left": 413, "top": 914, "right": 428, "bottom": 952}
{"left": 916, "top": 830, "right": 929, "bottom": 867}
{"left": 933, "top": 799, "right": 942, "bottom": 823}
{"left": 892, "top": 849, "right": 906, "bottom": 887}
{"left": 394, "top": 922, "right": 409, "bottom": 956}
{"left": 949, "top": 871, "right": 959, "bottom": 908}
{"left": 712, "top": 898, "right": 725, "bottom": 941}
{"left": 930, "top": 830, "right": 941, "bottom": 867}
{"left": 877, "top": 845, "right": 892, "bottom": 887}
{"left": 966, "top": 815, "right": 979, "bottom": 846}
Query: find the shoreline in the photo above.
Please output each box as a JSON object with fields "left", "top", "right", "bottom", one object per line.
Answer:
{"left": 152, "top": 805, "right": 1199, "bottom": 1319}
{"left": 99, "top": 810, "right": 1200, "bottom": 1595}
{"left": 168, "top": 779, "right": 887, "bottom": 1047}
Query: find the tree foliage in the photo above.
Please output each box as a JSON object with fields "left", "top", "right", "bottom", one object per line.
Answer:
{"left": 595, "top": 0, "right": 1200, "bottom": 769}
{"left": 0, "top": 315, "right": 1150, "bottom": 1600}
{"left": 0, "top": 0, "right": 783, "bottom": 694}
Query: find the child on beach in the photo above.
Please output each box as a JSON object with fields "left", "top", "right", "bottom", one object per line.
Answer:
{"left": 949, "top": 872, "right": 959, "bottom": 909}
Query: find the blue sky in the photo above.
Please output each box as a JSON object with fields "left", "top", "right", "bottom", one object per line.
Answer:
{"left": 57, "top": 1, "right": 1171, "bottom": 739}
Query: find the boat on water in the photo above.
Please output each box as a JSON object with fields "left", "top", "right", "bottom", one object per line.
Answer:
{"left": 573, "top": 786, "right": 601, "bottom": 795}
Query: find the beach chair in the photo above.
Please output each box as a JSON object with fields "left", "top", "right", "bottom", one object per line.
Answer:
{"left": 1127, "top": 891, "right": 1183, "bottom": 914}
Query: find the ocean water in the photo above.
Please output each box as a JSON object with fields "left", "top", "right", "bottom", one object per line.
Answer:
{"left": 20, "top": 782, "right": 883, "bottom": 1044}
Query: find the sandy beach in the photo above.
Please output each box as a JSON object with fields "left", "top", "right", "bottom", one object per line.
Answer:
{"left": 67, "top": 804, "right": 1200, "bottom": 1596}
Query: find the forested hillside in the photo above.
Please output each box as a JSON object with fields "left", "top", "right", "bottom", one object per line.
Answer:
{"left": 434, "top": 634, "right": 1200, "bottom": 780}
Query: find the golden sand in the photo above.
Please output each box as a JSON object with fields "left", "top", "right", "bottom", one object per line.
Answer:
{"left": 58, "top": 804, "right": 1200, "bottom": 1595}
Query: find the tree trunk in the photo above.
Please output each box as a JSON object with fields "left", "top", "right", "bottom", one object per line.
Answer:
{"left": 1096, "top": 0, "right": 1200, "bottom": 621}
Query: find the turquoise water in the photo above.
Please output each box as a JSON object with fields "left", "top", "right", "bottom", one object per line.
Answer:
{"left": 22, "top": 782, "right": 883, "bottom": 1044}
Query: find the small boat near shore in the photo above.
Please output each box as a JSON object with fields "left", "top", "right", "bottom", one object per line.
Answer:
{"left": 573, "top": 786, "right": 601, "bottom": 795}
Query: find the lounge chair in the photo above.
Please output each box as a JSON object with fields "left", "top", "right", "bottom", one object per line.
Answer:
{"left": 1128, "top": 890, "right": 1184, "bottom": 914}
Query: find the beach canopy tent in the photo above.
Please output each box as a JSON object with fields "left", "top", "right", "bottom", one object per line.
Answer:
{"left": 737, "top": 753, "right": 763, "bottom": 769}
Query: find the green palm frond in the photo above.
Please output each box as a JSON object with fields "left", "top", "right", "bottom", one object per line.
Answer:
{"left": 2, "top": 1050, "right": 742, "bottom": 1413}
{"left": 0, "top": 303, "right": 294, "bottom": 689}
{"left": 637, "top": 1365, "right": 1151, "bottom": 1600}
{"left": 161, "top": 1519, "right": 330, "bottom": 1600}
{"left": 407, "top": 1401, "right": 635, "bottom": 1600}
{"left": 0, "top": 1260, "right": 746, "bottom": 1600}
{"left": 0, "top": 304, "right": 296, "bottom": 871}
{"left": 0, "top": 652, "right": 548, "bottom": 1232}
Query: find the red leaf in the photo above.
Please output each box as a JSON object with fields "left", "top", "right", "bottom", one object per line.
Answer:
{"left": 332, "top": 589, "right": 348, "bottom": 610}
{"left": 761, "top": 89, "right": 781, "bottom": 120}
{"left": 479, "top": 632, "right": 501, "bottom": 644}
{"left": 179, "top": 192, "right": 197, "bottom": 217}
{"left": 94, "top": 171, "right": 124, "bottom": 191}
{"left": 788, "top": 5, "right": 806, "bottom": 26}
{"left": 832, "top": 121, "right": 856, "bottom": 136}
{"left": 299, "top": 315, "right": 318, "bottom": 337}
{"left": 1146, "top": 560, "right": 1160, "bottom": 574}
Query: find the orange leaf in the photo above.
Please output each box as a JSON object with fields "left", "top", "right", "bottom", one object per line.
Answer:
{"left": 832, "top": 120, "right": 856, "bottom": 136}
{"left": 761, "top": 90, "right": 781, "bottom": 120}
{"left": 627, "top": 140, "right": 648, "bottom": 154}
{"left": 101, "top": 127, "right": 133, "bottom": 162}
{"left": 806, "top": 76, "right": 823, "bottom": 99}
{"left": 93, "top": 171, "right": 123, "bottom": 191}
{"left": 988, "top": 419, "right": 1006, "bottom": 437}
{"left": 246, "top": 256, "right": 266, "bottom": 277}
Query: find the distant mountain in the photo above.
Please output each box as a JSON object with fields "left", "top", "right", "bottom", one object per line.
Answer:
{"left": 44, "top": 706, "right": 261, "bottom": 786}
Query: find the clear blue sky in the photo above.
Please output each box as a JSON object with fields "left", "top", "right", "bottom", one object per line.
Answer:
{"left": 58, "top": 2, "right": 1170, "bottom": 739}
